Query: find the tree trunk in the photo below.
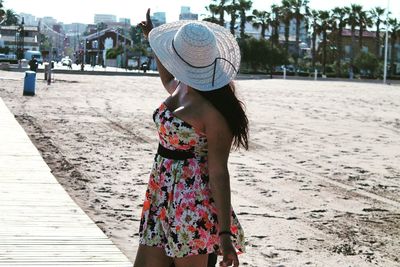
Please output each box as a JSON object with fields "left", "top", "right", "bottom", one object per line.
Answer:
{"left": 284, "top": 22, "right": 290, "bottom": 53}
{"left": 376, "top": 22, "right": 381, "bottom": 58}
{"left": 322, "top": 30, "right": 327, "bottom": 75}
{"left": 219, "top": 0, "right": 225, "bottom": 26}
{"left": 295, "top": 15, "right": 301, "bottom": 75}
{"left": 351, "top": 25, "right": 356, "bottom": 70}
{"left": 336, "top": 27, "right": 343, "bottom": 77}
{"left": 359, "top": 25, "right": 364, "bottom": 51}
{"left": 261, "top": 24, "right": 266, "bottom": 39}
{"left": 230, "top": 15, "right": 236, "bottom": 35}
{"left": 312, "top": 29, "right": 316, "bottom": 70}
{"left": 240, "top": 11, "right": 246, "bottom": 39}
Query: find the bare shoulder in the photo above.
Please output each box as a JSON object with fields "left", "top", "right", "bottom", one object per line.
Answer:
{"left": 200, "top": 100, "right": 232, "bottom": 148}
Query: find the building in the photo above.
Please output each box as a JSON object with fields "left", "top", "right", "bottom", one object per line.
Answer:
{"left": 179, "top": 6, "right": 198, "bottom": 21}
{"left": 94, "top": 14, "right": 117, "bottom": 24}
{"left": 63, "top": 23, "right": 87, "bottom": 35}
{"left": 339, "top": 29, "right": 380, "bottom": 60}
{"left": 340, "top": 29, "right": 399, "bottom": 71}
{"left": 41, "top": 16, "right": 57, "bottom": 26}
{"left": 152, "top": 12, "right": 166, "bottom": 27}
{"left": 278, "top": 18, "right": 307, "bottom": 44}
{"left": 83, "top": 28, "right": 132, "bottom": 66}
{"left": 39, "top": 21, "right": 67, "bottom": 60}
{"left": 0, "top": 25, "right": 40, "bottom": 53}
{"left": 19, "top": 13, "right": 37, "bottom": 26}
{"left": 119, "top": 18, "right": 131, "bottom": 25}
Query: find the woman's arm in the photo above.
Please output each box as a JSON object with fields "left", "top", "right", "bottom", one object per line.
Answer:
{"left": 138, "top": 9, "right": 177, "bottom": 94}
{"left": 205, "top": 109, "right": 239, "bottom": 267}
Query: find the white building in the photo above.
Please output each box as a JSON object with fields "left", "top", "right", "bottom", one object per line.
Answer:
{"left": 94, "top": 14, "right": 117, "bottom": 24}
{"left": 0, "top": 25, "right": 40, "bottom": 51}
{"left": 152, "top": 12, "right": 166, "bottom": 27}
{"left": 119, "top": 18, "right": 131, "bottom": 26}
{"left": 41, "top": 16, "right": 57, "bottom": 26}
{"left": 19, "top": 13, "right": 37, "bottom": 26}
{"left": 179, "top": 6, "right": 198, "bottom": 21}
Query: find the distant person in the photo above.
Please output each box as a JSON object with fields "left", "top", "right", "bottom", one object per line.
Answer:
{"left": 134, "top": 9, "right": 247, "bottom": 267}
{"left": 28, "top": 57, "right": 38, "bottom": 72}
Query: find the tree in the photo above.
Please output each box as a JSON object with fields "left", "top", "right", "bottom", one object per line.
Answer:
{"left": 3, "top": 9, "right": 18, "bottom": 25}
{"left": 226, "top": 0, "right": 239, "bottom": 35}
{"left": 237, "top": 0, "right": 253, "bottom": 39}
{"left": 348, "top": 4, "right": 362, "bottom": 70}
{"left": 0, "top": 0, "right": 5, "bottom": 24}
{"left": 331, "top": 7, "right": 349, "bottom": 76}
{"left": 241, "top": 38, "right": 288, "bottom": 77}
{"left": 358, "top": 8, "right": 372, "bottom": 50}
{"left": 388, "top": 18, "right": 400, "bottom": 76}
{"left": 252, "top": 9, "right": 270, "bottom": 39}
{"left": 290, "top": 0, "right": 309, "bottom": 74}
{"left": 96, "top": 22, "right": 108, "bottom": 31}
{"left": 318, "top": 10, "right": 330, "bottom": 75}
{"left": 204, "top": 4, "right": 220, "bottom": 24}
{"left": 280, "top": 0, "right": 293, "bottom": 53}
{"left": 354, "top": 52, "right": 379, "bottom": 78}
{"left": 216, "top": 0, "right": 227, "bottom": 26}
{"left": 370, "top": 7, "right": 386, "bottom": 58}
{"left": 270, "top": 4, "right": 281, "bottom": 47}
{"left": 309, "top": 9, "right": 320, "bottom": 70}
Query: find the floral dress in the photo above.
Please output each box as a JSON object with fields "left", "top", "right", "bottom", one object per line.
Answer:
{"left": 138, "top": 102, "right": 245, "bottom": 258}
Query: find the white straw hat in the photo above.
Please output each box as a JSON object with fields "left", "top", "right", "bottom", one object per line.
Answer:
{"left": 148, "top": 20, "right": 240, "bottom": 91}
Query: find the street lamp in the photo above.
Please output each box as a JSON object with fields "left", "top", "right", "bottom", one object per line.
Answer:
{"left": 16, "top": 17, "right": 25, "bottom": 67}
{"left": 383, "top": 0, "right": 390, "bottom": 84}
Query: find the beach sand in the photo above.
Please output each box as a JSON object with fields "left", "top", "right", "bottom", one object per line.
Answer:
{"left": 1, "top": 70, "right": 399, "bottom": 266}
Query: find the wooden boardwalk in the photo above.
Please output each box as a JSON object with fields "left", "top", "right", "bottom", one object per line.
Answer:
{"left": 0, "top": 98, "right": 133, "bottom": 266}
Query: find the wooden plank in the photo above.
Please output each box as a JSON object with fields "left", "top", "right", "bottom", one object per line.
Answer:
{"left": 0, "top": 98, "right": 133, "bottom": 266}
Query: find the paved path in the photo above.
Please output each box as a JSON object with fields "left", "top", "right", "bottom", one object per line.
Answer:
{"left": 0, "top": 98, "right": 132, "bottom": 266}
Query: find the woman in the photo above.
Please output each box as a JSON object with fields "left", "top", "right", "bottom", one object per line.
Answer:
{"left": 135, "top": 9, "right": 248, "bottom": 267}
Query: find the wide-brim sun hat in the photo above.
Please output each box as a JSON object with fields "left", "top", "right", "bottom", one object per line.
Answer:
{"left": 148, "top": 20, "right": 240, "bottom": 91}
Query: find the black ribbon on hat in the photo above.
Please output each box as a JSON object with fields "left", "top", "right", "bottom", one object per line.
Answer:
{"left": 172, "top": 39, "right": 238, "bottom": 87}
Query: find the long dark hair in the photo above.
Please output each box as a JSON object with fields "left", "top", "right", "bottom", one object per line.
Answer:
{"left": 197, "top": 82, "right": 249, "bottom": 150}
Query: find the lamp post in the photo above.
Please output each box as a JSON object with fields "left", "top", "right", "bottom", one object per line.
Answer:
{"left": 16, "top": 17, "right": 25, "bottom": 68}
{"left": 383, "top": 0, "right": 390, "bottom": 84}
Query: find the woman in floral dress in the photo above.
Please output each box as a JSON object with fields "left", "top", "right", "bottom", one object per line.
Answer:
{"left": 135, "top": 9, "right": 248, "bottom": 267}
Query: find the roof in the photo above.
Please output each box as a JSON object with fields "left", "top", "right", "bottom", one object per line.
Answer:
{"left": 341, "top": 29, "right": 376, "bottom": 38}
{"left": 84, "top": 27, "right": 132, "bottom": 42}
{"left": 0, "top": 25, "right": 39, "bottom": 31}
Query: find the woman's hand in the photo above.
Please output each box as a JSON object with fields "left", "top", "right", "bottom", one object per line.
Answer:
{"left": 137, "top": 8, "right": 153, "bottom": 39}
{"left": 219, "top": 235, "right": 239, "bottom": 267}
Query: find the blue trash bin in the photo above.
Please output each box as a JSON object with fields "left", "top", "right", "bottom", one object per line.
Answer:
{"left": 23, "top": 71, "right": 36, "bottom": 96}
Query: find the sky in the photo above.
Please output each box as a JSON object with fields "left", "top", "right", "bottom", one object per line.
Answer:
{"left": 3, "top": 0, "right": 399, "bottom": 25}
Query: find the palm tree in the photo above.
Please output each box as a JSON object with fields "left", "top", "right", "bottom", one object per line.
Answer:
{"left": 290, "top": 0, "right": 309, "bottom": 73}
{"left": 309, "top": 9, "right": 320, "bottom": 70}
{"left": 370, "top": 7, "right": 386, "bottom": 58}
{"left": 226, "top": 0, "right": 238, "bottom": 35}
{"left": 213, "top": 0, "right": 227, "bottom": 26}
{"left": 204, "top": 4, "right": 220, "bottom": 24}
{"left": 318, "top": 10, "right": 330, "bottom": 75}
{"left": 280, "top": 0, "right": 293, "bottom": 53}
{"left": 388, "top": 18, "right": 400, "bottom": 76}
{"left": 331, "top": 7, "right": 348, "bottom": 76}
{"left": 252, "top": 9, "right": 270, "bottom": 39}
{"left": 358, "top": 9, "right": 372, "bottom": 51}
{"left": 270, "top": 4, "right": 281, "bottom": 47}
{"left": 4, "top": 9, "right": 18, "bottom": 26}
{"left": 348, "top": 4, "right": 362, "bottom": 72}
{"left": 0, "top": 0, "right": 5, "bottom": 24}
{"left": 237, "top": 0, "right": 253, "bottom": 39}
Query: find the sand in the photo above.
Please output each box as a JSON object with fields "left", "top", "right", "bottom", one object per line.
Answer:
{"left": 1, "top": 70, "right": 399, "bottom": 266}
